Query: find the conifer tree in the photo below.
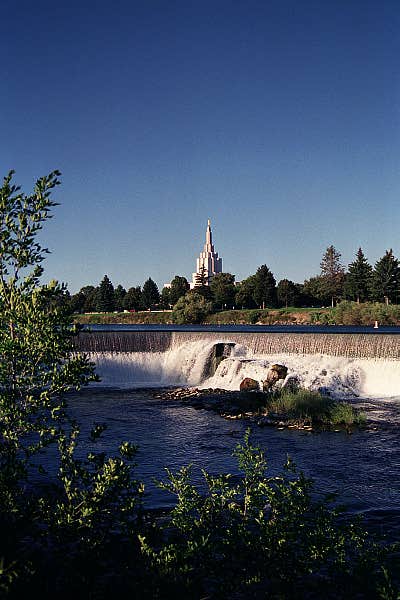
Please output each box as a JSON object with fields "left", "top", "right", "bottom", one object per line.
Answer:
{"left": 160, "top": 286, "right": 171, "bottom": 309}
{"left": 193, "top": 266, "right": 212, "bottom": 301}
{"left": 372, "top": 249, "right": 400, "bottom": 305}
{"left": 123, "top": 286, "right": 144, "bottom": 311}
{"left": 320, "top": 245, "right": 345, "bottom": 307}
{"left": 97, "top": 275, "right": 115, "bottom": 312}
{"left": 114, "top": 284, "right": 127, "bottom": 312}
{"left": 142, "top": 278, "right": 160, "bottom": 308}
{"left": 253, "top": 265, "right": 277, "bottom": 308}
{"left": 344, "top": 248, "right": 372, "bottom": 303}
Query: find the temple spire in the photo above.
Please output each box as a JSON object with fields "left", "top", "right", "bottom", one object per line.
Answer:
{"left": 190, "top": 219, "right": 223, "bottom": 288}
{"left": 205, "top": 219, "right": 212, "bottom": 247}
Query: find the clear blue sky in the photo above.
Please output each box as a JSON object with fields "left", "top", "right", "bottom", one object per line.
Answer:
{"left": 2, "top": 0, "right": 399, "bottom": 293}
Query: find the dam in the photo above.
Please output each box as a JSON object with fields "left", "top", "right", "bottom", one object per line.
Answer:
{"left": 74, "top": 326, "right": 400, "bottom": 397}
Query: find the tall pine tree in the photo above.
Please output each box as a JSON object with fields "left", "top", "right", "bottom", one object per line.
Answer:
{"left": 372, "top": 249, "right": 400, "bottom": 305}
{"left": 253, "top": 265, "right": 277, "bottom": 308}
{"left": 97, "top": 275, "right": 115, "bottom": 312}
{"left": 344, "top": 248, "right": 372, "bottom": 303}
{"left": 320, "top": 245, "right": 345, "bottom": 307}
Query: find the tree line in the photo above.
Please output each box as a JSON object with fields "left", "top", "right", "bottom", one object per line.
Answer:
{"left": 68, "top": 245, "right": 400, "bottom": 314}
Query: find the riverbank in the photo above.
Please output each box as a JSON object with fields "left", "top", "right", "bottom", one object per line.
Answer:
{"left": 73, "top": 307, "right": 323, "bottom": 325}
{"left": 74, "top": 302, "right": 400, "bottom": 326}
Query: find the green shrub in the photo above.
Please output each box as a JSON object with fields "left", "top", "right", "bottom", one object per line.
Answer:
{"left": 264, "top": 389, "right": 364, "bottom": 428}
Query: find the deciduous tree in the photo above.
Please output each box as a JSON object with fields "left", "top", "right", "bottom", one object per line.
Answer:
{"left": 171, "top": 292, "right": 212, "bottom": 324}
{"left": 277, "top": 279, "right": 299, "bottom": 308}
{"left": 235, "top": 275, "right": 257, "bottom": 309}
{"left": 169, "top": 275, "right": 190, "bottom": 305}
{"left": 210, "top": 272, "right": 236, "bottom": 309}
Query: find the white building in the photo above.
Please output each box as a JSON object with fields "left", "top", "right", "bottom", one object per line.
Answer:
{"left": 190, "top": 219, "right": 223, "bottom": 288}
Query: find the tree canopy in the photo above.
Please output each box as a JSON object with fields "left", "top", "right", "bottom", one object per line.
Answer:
{"left": 210, "top": 272, "right": 236, "bottom": 309}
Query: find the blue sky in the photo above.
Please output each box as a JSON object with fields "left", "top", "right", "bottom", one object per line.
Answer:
{"left": 2, "top": 0, "right": 399, "bottom": 293}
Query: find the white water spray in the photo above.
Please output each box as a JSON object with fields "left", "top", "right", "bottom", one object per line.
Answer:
{"left": 87, "top": 339, "right": 400, "bottom": 398}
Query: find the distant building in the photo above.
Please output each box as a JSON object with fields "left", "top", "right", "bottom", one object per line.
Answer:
{"left": 190, "top": 219, "right": 223, "bottom": 288}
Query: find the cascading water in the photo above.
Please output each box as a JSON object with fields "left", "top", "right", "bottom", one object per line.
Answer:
{"left": 77, "top": 330, "right": 400, "bottom": 398}
{"left": 88, "top": 340, "right": 235, "bottom": 388}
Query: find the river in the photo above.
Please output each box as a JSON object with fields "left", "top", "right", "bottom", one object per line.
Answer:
{"left": 67, "top": 325, "right": 400, "bottom": 538}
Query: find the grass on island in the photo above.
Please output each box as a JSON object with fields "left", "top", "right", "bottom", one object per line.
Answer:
{"left": 262, "top": 388, "right": 365, "bottom": 428}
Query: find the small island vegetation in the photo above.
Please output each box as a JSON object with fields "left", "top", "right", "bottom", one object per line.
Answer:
{"left": 154, "top": 386, "right": 365, "bottom": 432}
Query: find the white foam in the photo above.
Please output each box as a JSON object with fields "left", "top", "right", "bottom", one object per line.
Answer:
{"left": 87, "top": 342, "right": 400, "bottom": 398}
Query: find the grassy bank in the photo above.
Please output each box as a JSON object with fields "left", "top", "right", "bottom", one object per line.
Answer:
{"left": 74, "top": 302, "right": 400, "bottom": 326}
{"left": 74, "top": 307, "right": 326, "bottom": 325}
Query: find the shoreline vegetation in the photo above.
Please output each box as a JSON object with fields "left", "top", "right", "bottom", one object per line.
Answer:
{"left": 153, "top": 387, "right": 366, "bottom": 432}
{"left": 74, "top": 301, "right": 400, "bottom": 326}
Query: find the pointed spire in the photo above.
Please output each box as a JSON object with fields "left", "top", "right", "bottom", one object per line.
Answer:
{"left": 206, "top": 219, "right": 212, "bottom": 247}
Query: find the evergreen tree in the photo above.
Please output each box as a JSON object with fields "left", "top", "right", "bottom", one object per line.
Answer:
{"left": 160, "top": 286, "right": 171, "bottom": 309}
{"left": 97, "top": 275, "right": 115, "bottom": 312}
{"left": 70, "top": 291, "right": 86, "bottom": 313}
{"left": 320, "top": 245, "right": 345, "bottom": 307}
{"left": 277, "top": 279, "right": 298, "bottom": 308}
{"left": 193, "top": 265, "right": 209, "bottom": 287}
{"left": 114, "top": 284, "right": 127, "bottom": 312}
{"left": 142, "top": 278, "right": 160, "bottom": 308}
{"left": 210, "top": 272, "right": 236, "bottom": 309}
{"left": 372, "top": 249, "right": 400, "bottom": 304}
{"left": 82, "top": 286, "right": 99, "bottom": 312}
{"left": 193, "top": 266, "right": 212, "bottom": 301}
{"left": 169, "top": 275, "right": 190, "bottom": 305}
{"left": 123, "top": 286, "right": 144, "bottom": 311}
{"left": 253, "top": 265, "right": 277, "bottom": 308}
{"left": 344, "top": 248, "right": 372, "bottom": 303}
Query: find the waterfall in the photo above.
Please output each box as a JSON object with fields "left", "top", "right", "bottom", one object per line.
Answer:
{"left": 74, "top": 330, "right": 400, "bottom": 359}
{"left": 75, "top": 330, "right": 400, "bottom": 398}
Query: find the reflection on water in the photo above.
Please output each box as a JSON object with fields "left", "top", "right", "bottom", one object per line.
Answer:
{"left": 64, "top": 388, "right": 400, "bottom": 540}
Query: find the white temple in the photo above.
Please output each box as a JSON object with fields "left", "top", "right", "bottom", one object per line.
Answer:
{"left": 190, "top": 219, "right": 223, "bottom": 288}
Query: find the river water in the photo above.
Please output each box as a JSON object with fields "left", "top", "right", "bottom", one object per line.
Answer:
{"left": 67, "top": 325, "right": 400, "bottom": 539}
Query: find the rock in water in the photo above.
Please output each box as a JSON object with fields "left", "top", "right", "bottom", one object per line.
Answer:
{"left": 263, "top": 364, "right": 288, "bottom": 391}
{"left": 240, "top": 377, "right": 260, "bottom": 392}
